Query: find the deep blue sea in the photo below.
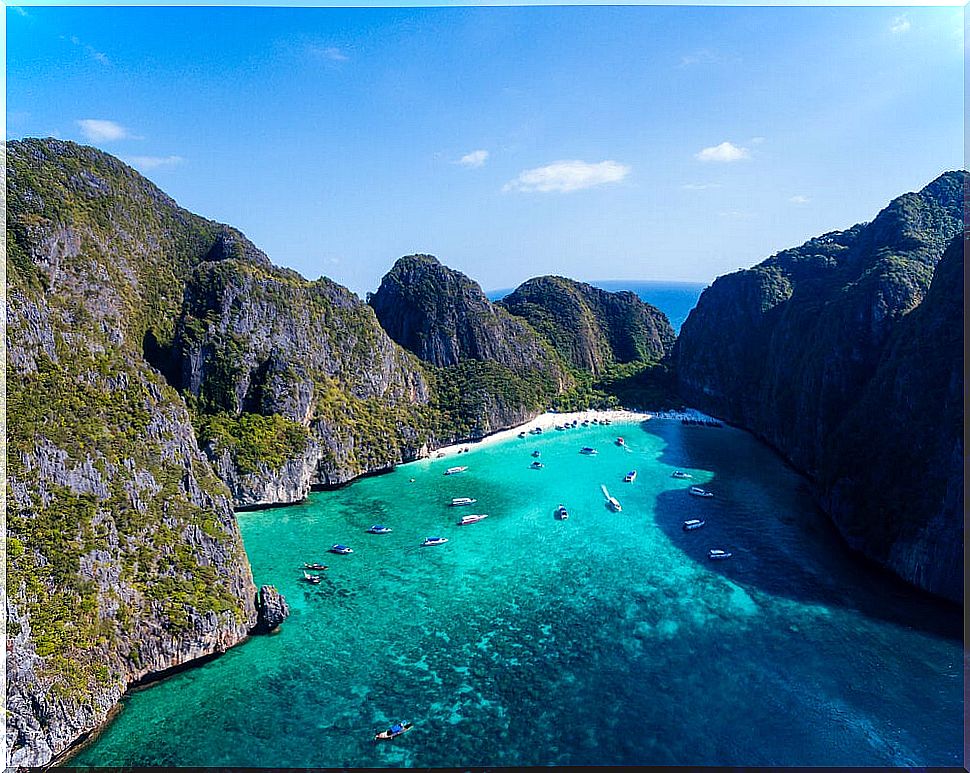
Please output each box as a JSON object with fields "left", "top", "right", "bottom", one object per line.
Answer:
{"left": 486, "top": 279, "right": 708, "bottom": 332}
{"left": 73, "top": 418, "right": 963, "bottom": 767}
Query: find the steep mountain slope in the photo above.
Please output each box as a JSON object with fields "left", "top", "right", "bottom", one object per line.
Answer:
{"left": 173, "top": 258, "right": 433, "bottom": 503}
{"left": 673, "top": 171, "right": 965, "bottom": 601}
{"left": 6, "top": 139, "right": 259, "bottom": 766}
{"left": 498, "top": 275, "right": 675, "bottom": 373}
{"left": 369, "top": 254, "right": 570, "bottom": 435}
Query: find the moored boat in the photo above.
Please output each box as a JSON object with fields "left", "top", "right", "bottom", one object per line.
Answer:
{"left": 580, "top": 446, "right": 598, "bottom": 455}
{"left": 458, "top": 513, "right": 489, "bottom": 525}
{"left": 374, "top": 721, "right": 413, "bottom": 741}
{"left": 616, "top": 437, "right": 625, "bottom": 447}
{"left": 623, "top": 470, "right": 637, "bottom": 483}
{"left": 303, "top": 562, "right": 329, "bottom": 571}
{"left": 444, "top": 466, "right": 468, "bottom": 475}
{"left": 671, "top": 471, "right": 693, "bottom": 479}
{"left": 607, "top": 496, "right": 622, "bottom": 512}
{"left": 518, "top": 431, "right": 527, "bottom": 438}
{"left": 450, "top": 497, "right": 477, "bottom": 506}
{"left": 421, "top": 536, "right": 449, "bottom": 546}
{"left": 330, "top": 544, "right": 353, "bottom": 554}
{"left": 532, "top": 450, "right": 541, "bottom": 458}
{"left": 366, "top": 525, "right": 392, "bottom": 534}
{"left": 689, "top": 486, "right": 714, "bottom": 498}
{"left": 708, "top": 548, "right": 732, "bottom": 560}
{"left": 682, "top": 519, "right": 705, "bottom": 531}
{"left": 530, "top": 460, "right": 544, "bottom": 469}
{"left": 556, "top": 504, "right": 569, "bottom": 520}
{"left": 302, "top": 571, "right": 321, "bottom": 584}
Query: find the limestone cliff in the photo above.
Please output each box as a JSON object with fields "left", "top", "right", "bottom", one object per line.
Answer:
{"left": 6, "top": 138, "right": 258, "bottom": 766}
{"left": 673, "top": 171, "right": 965, "bottom": 601}
{"left": 498, "top": 275, "right": 675, "bottom": 374}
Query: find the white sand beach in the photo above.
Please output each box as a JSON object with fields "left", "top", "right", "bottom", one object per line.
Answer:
{"left": 427, "top": 408, "right": 654, "bottom": 460}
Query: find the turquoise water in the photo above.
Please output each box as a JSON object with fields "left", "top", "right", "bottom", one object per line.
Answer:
{"left": 72, "top": 419, "right": 962, "bottom": 767}
{"left": 487, "top": 280, "right": 707, "bottom": 332}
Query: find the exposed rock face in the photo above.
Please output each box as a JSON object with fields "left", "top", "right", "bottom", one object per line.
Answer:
{"left": 498, "top": 276, "right": 675, "bottom": 373}
{"left": 172, "top": 258, "right": 433, "bottom": 497}
{"left": 254, "top": 586, "right": 290, "bottom": 633}
{"left": 6, "top": 138, "right": 258, "bottom": 767}
{"left": 368, "top": 254, "right": 557, "bottom": 371}
{"left": 674, "top": 171, "right": 965, "bottom": 601}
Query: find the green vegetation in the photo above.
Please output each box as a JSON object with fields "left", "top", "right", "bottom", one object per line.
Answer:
{"left": 196, "top": 412, "right": 311, "bottom": 475}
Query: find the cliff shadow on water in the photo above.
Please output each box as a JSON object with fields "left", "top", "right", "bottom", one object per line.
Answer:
{"left": 636, "top": 420, "right": 962, "bottom": 641}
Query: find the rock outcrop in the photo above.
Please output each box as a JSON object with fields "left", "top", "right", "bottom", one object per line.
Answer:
{"left": 673, "top": 171, "right": 965, "bottom": 601}
{"left": 498, "top": 275, "right": 675, "bottom": 373}
{"left": 254, "top": 586, "right": 290, "bottom": 633}
{"left": 6, "top": 138, "right": 259, "bottom": 766}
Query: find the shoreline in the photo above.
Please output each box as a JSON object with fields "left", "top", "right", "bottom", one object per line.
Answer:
{"left": 426, "top": 407, "right": 657, "bottom": 460}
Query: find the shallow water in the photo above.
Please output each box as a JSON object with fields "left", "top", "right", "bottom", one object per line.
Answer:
{"left": 72, "top": 419, "right": 963, "bottom": 767}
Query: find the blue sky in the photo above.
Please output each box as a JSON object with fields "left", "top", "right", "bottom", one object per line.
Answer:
{"left": 7, "top": 4, "right": 965, "bottom": 295}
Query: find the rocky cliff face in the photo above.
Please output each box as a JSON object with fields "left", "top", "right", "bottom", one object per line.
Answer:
{"left": 369, "top": 254, "right": 558, "bottom": 371}
{"left": 368, "top": 254, "right": 570, "bottom": 438}
{"left": 173, "top": 258, "right": 433, "bottom": 499}
{"left": 6, "top": 138, "right": 259, "bottom": 766}
{"left": 498, "top": 275, "right": 675, "bottom": 374}
{"left": 674, "top": 171, "right": 965, "bottom": 601}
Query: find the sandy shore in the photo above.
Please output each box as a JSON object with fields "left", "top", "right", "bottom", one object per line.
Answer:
{"left": 427, "top": 408, "right": 655, "bottom": 460}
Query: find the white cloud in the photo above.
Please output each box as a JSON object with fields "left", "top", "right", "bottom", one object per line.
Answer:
{"left": 891, "top": 16, "right": 911, "bottom": 34}
{"left": 11, "top": 6, "right": 29, "bottom": 16}
{"left": 458, "top": 149, "right": 489, "bottom": 168}
{"left": 678, "top": 49, "right": 719, "bottom": 67}
{"left": 695, "top": 141, "right": 750, "bottom": 163}
{"left": 749, "top": 136, "right": 766, "bottom": 145}
{"left": 309, "top": 44, "right": 348, "bottom": 61}
{"left": 123, "top": 155, "right": 184, "bottom": 171}
{"left": 64, "top": 33, "right": 110, "bottom": 65}
{"left": 681, "top": 182, "right": 722, "bottom": 191}
{"left": 76, "top": 119, "right": 133, "bottom": 142}
{"left": 789, "top": 195, "right": 811, "bottom": 205}
{"left": 503, "top": 159, "right": 630, "bottom": 193}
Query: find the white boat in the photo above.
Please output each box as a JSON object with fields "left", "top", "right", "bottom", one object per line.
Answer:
{"left": 689, "top": 486, "right": 714, "bottom": 498}
{"left": 607, "top": 496, "right": 622, "bottom": 512}
{"left": 556, "top": 504, "right": 569, "bottom": 520}
{"left": 682, "top": 519, "right": 705, "bottom": 531}
{"left": 458, "top": 513, "right": 489, "bottom": 525}
{"left": 450, "top": 497, "right": 477, "bottom": 506}
{"left": 302, "top": 571, "right": 321, "bottom": 584}
{"left": 708, "top": 548, "right": 732, "bottom": 560}
{"left": 422, "top": 536, "right": 449, "bottom": 547}
{"left": 444, "top": 466, "right": 468, "bottom": 475}
{"left": 330, "top": 544, "right": 353, "bottom": 555}
{"left": 366, "top": 525, "right": 392, "bottom": 534}
{"left": 623, "top": 470, "right": 637, "bottom": 483}
{"left": 580, "top": 447, "right": 598, "bottom": 455}
{"left": 671, "top": 471, "right": 693, "bottom": 479}
{"left": 615, "top": 437, "right": 625, "bottom": 447}
{"left": 530, "top": 460, "right": 544, "bottom": 469}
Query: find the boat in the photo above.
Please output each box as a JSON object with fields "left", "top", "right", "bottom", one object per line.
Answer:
{"left": 671, "top": 471, "right": 693, "bottom": 479}
{"left": 581, "top": 420, "right": 590, "bottom": 426}
{"left": 329, "top": 544, "right": 353, "bottom": 555}
{"left": 616, "top": 437, "right": 625, "bottom": 447}
{"left": 518, "top": 431, "right": 527, "bottom": 438}
{"left": 532, "top": 450, "right": 541, "bottom": 458}
{"left": 556, "top": 504, "right": 569, "bottom": 520}
{"left": 623, "top": 470, "right": 637, "bottom": 483}
{"left": 444, "top": 466, "right": 468, "bottom": 475}
{"left": 450, "top": 497, "right": 477, "bottom": 506}
{"left": 530, "top": 460, "right": 544, "bottom": 469}
{"left": 689, "top": 486, "right": 714, "bottom": 498}
{"left": 607, "top": 496, "right": 622, "bottom": 512}
{"left": 303, "top": 562, "right": 329, "bottom": 571}
{"left": 421, "top": 536, "right": 449, "bottom": 547}
{"left": 458, "top": 513, "right": 489, "bottom": 525}
{"left": 302, "top": 571, "right": 321, "bottom": 584}
{"left": 366, "top": 525, "right": 392, "bottom": 534}
{"left": 580, "top": 447, "right": 598, "bottom": 455}
{"left": 682, "top": 519, "right": 706, "bottom": 531}
{"left": 374, "top": 721, "right": 413, "bottom": 741}
{"left": 708, "top": 549, "right": 732, "bottom": 560}
{"left": 555, "top": 424, "right": 565, "bottom": 431}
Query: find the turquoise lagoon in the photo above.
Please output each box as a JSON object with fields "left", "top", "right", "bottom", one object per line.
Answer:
{"left": 73, "top": 419, "right": 963, "bottom": 767}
